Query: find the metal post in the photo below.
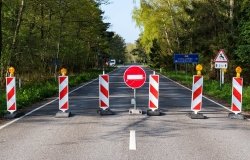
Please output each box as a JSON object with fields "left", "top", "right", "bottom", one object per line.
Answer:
{"left": 175, "top": 64, "right": 177, "bottom": 74}
{"left": 19, "top": 78, "right": 21, "bottom": 88}
{"left": 220, "top": 69, "right": 222, "bottom": 89}
{"left": 222, "top": 69, "right": 224, "bottom": 84}
{"left": 134, "top": 89, "right": 136, "bottom": 110}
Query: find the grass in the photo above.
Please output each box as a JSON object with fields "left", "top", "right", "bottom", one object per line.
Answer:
{"left": 0, "top": 68, "right": 114, "bottom": 117}
{"left": 161, "top": 70, "right": 250, "bottom": 111}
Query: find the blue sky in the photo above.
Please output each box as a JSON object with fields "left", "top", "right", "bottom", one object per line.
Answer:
{"left": 101, "top": 0, "right": 141, "bottom": 44}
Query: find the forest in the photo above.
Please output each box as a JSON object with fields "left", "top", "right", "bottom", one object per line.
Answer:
{"left": 0, "top": 0, "right": 126, "bottom": 85}
{"left": 132, "top": 0, "right": 250, "bottom": 82}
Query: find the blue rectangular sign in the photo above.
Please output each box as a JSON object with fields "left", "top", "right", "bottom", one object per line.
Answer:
{"left": 174, "top": 54, "right": 199, "bottom": 63}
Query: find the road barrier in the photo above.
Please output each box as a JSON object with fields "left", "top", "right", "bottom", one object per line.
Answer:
{"left": 6, "top": 73, "right": 16, "bottom": 114}
{"left": 188, "top": 64, "right": 206, "bottom": 119}
{"left": 147, "top": 73, "right": 161, "bottom": 116}
{"left": 149, "top": 74, "right": 159, "bottom": 110}
{"left": 191, "top": 75, "right": 203, "bottom": 113}
{"left": 98, "top": 74, "right": 113, "bottom": 115}
{"left": 56, "top": 68, "right": 70, "bottom": 118}
{"left": 99, "top": 74, "right": 109, "bottom": 109}
{"left": 59, "top": 75, "right": 69, "bottom": 111}
{"left": 231, "top": 77, "right": 243, "bottom": 114}
{"left": 228, "top": 66, "right": 245, "bottom": 119}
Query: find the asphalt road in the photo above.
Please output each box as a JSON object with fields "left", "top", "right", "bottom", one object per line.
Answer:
{"left": 0, "top": 66, "right": 250, "bottom": 160}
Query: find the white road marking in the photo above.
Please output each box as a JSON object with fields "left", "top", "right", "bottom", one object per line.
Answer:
{"left": 0, "top": 78, "right": 98, "bottom": 130}
{"left": 129, "top": 130, "right": 136, "bottom": 150}
{"left": 127, "top": 75, "right": 143, "bottom": 80}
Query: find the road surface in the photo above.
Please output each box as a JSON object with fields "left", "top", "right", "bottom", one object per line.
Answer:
{"left": 0, "top": 66, "right": 250, "bottom": 160}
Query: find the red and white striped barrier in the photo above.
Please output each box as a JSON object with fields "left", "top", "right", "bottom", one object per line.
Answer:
{"left": 99, "top": 74, "right": 109, "bottom": 110}
{"left": 149, "top": 74, "right": 159, "bottom": 111}
{"left": 231, "top": 77, "right": 243, "bottom": 114}
{"left": 191, "top": 75, "right": 203, "bottom": 113}
{"left": 6, "top": 77, "right": 16, "bottom": 113}
{"left": 59, "top": 76, "right": 69, "bottom": 112}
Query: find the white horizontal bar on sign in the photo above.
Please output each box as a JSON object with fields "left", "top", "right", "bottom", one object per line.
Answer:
{"left": 127, "top": 75, "right": 143, "bottom": 80}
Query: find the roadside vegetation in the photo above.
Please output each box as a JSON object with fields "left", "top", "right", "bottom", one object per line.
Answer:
{"left": 161, "top": 69, "right": 250, "bottom": 111}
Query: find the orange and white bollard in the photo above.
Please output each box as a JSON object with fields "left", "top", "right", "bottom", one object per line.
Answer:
{"left": 55, "top": 68, "right": 70, "bottom": 118}
{"left": 189, "top": 64, "right": 206, "bottom": 119}
{"left": 229, "top": 66, "right": 245, "bottom": 119}
{"left": 6, "top": 67, "right": 16, "bottom": 115}
{"left": 147, "top": 71, "right": 161, "bottom": 116}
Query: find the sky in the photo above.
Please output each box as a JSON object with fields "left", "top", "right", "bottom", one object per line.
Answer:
{"left": 101, "top": 0, "right": 141, "bottom": 44}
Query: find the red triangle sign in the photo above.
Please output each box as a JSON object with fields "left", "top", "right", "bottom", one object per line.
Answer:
{"left": 214, "top": 50, "right": 228, "bottom": 62}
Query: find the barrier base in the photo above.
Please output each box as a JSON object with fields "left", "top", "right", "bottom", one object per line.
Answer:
{"left": 228, "top": 113, "right": 245, "bottom": 120}
{"left": 55, "top": 111, "right": 71, "bottom": 118}
{"left": 187, "top": 112, "right": 206, "bottom": 119}
{"left": 4, "top": 112, "right": 17, "bottom": 119}
{"left": 97, "top": 108, "right": 114, "bottom": 115}
{"left": 129, "top": 108, "right": 142, "bottom": 115}
{"left": 147, "top": 109, "right": 161, "bottom": 116}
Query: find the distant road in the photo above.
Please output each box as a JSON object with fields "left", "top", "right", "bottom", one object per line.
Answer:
{"left": 0, "top": 66, "right": 250, "bottom": 160}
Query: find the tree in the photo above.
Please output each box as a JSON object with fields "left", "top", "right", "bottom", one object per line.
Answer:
{"left": 235, "top": 0, "right": 250, "bottom": 79}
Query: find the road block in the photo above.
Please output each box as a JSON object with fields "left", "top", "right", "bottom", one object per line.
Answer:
{"left": 149, "top": 74, "right": 159, "bottom": 111}
{"left": 231, "top": 77, "right": 243, "bottom": 114}
{"left": 191, "top": 75, "right": 203, "bottom": 113}
{"left": 6, "top": 76, "right": 16, "bottom": 114}
{"left": 188, "top": 64, "right": 206, "bottom": 119}
{"left": 147, "top": 73, "right": 161, "bottom": 116}
{"left": 99, "top": 74, "right": 109, "bottom": 110}
{"left": 228, "top": 66, "right": 245, "bottom": 119}
{"left": 55, "top": 68, "right": 70, "bottom": 118}
{"left": 59, "top": 76, "right": 69, "bottom": 112}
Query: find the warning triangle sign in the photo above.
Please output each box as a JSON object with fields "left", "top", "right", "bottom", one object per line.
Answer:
{"left": 214, "top": 50, "right": 228, "bottom": 62}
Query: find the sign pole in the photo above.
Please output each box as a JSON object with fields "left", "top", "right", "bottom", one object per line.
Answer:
{"left": 220, "top": 69, "right": 222, "bottom": 89}
{"left": 134, "top": 89, "right": 136, "bottom": 110}
{"left": 222, "top": 69, "right": 224, "bottom": 84}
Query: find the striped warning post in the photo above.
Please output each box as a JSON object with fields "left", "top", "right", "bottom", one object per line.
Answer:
{"left": 59, "top": 76, "right": 69, "bottom": 112}
{"left": 149, "top": 74, "right": 159, "bottom": 111}
{"left": 231, "top": 77, "right": 243, "bottom": 114}
{"left": 99, "top": 74, "right": 109, "bottom": 110}
{"left": 191, "top": 75, "right": 203, "bottom": 113}
{"left": 6, "top": 77, "right": 16, "bottom": 113}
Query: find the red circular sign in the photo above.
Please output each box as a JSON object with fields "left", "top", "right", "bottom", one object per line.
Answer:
{"left": 123, "top": 66, "right": 146, "bottom": 89}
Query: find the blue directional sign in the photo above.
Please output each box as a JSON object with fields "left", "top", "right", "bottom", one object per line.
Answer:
{"left": 174, "top": 54, "right": 199, "bottom": 63}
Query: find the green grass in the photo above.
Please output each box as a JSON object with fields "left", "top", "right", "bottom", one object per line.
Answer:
{"left": 162, "top": 70, "right": 250, "bottom": 111}
{"left": 0, "top": 69, "right": 111, "bottom": 117}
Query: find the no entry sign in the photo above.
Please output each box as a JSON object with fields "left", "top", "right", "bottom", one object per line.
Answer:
{"left": 124, "top": 66, "right": 146, "bottom": 89}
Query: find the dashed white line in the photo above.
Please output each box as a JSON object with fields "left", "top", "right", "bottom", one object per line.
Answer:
{"left": 129, "top": 130, "right": 136, "bottom": 150}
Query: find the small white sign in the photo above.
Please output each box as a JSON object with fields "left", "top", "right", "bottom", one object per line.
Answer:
{"left": 215, "top": 62, "right": 228, "bottom": 69}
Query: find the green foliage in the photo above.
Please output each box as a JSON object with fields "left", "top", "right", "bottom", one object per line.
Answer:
{"left": 0, "top": 0, "right": 124, "bottom": 81}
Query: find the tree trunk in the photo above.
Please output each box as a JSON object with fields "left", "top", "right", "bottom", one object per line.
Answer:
{"left": 166, "top": 0, "right": 180, "bottom": 52}
{"left": 10, "top": 0, "right": 24, "bottom": 65}
{"left": 0, "top": 0, "right": 2, "bottom": 59}
{"left": 230, "top": 0, "right": 234, "bottom": 19}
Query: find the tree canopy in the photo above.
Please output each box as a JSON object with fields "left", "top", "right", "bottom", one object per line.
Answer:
{"left": 133, "top": 0, "right": 250, "bottom": 81}
{"left": 0, "top": 0, "right": 126, "bottom": 83}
